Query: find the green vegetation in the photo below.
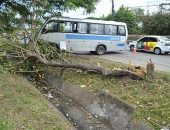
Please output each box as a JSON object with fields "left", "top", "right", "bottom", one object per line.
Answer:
{"left": 142, "top": 13, "right": 170, "bottom": 35}
{"left": 54, "top": 55, "right": 170, "bottom": 130}
{"left": 89, "top": 6, "right": 170, "bottom": 35}
{"left": 89, "top": 6, "right": 139, "bottom": 34}
{"left": 0, "top": 0, "right": 101, "bottom": 33}
{"left": 114, "top": 6, "right": 138, "bottom": 34}
{"left": 0, "top": 67, "right": 71, "bottom": 130}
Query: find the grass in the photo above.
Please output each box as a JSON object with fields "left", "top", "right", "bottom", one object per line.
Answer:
{"left": 0, "top": 67, "right": 71, "bottom": 130}
{"left": 55, "top": 54, "right": 170, "bottom": 130}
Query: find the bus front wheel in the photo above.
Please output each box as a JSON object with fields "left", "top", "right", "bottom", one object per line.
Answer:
{"left": 96, "top": 45, "right": 106, "bottom": 55}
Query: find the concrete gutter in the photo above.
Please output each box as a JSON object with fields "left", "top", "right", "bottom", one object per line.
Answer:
{"left": 45, "top": 72, "right": 152, "bottom": 130}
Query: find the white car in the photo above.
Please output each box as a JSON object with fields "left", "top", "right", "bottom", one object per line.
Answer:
{"left": 129, "top": 36, "right": 170, "bottom": 55}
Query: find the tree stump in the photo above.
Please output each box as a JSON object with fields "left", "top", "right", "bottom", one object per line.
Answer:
{"left": 147, "top": 59, "right": 154, "bottom": 77}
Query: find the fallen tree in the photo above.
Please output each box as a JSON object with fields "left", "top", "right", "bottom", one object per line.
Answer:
{"left": 0, "top": 35, "right": 146, "bottom": 80}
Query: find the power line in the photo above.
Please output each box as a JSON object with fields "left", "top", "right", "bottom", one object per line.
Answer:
{"left": 137, "top": 4, "right": 160, "bottom": 8}
{"left": 129, "top": 0, "right": 170, "bottom": 8}
{"left": 145, "top": 0, "right": 170, "bottom": 4}
{"left": 129, "top": 4, "right": 160, "bottom": 8}
{"left": 130, "top": 3, "right": 170, "bottom": 8}
{"left": 129, "top": 2, "right": 170, "bottom": 14}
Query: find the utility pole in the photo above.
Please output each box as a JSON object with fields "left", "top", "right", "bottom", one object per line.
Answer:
{"left": 112, "top": 0, "right": 115, "bottom": 20}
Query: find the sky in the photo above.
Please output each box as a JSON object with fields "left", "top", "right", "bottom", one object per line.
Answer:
{"left": 63, "top": 0, "right": 169, "bottom": 18}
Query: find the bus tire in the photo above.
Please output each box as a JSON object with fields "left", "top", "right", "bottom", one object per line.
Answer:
{"left": 154, "top": 47, "right": 161, "bottom": 55}
{"left": 96, "top": 45, "right": 106, "bottom": 55}
{"left": 130, "top": 45, "right": 134, "bottom": 51}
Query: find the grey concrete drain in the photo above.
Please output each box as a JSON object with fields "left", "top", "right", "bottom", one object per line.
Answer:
{"left": 41, "top": 74, "right": 152, "bottom": 130}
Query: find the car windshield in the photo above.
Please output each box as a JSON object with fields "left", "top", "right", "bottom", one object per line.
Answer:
{"left": 160, "top": 36, "right": 170, "bottom": 41}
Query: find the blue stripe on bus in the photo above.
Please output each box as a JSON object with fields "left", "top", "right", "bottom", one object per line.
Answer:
{"left": 65, "top": 34, "right": 123, "bottom": 41}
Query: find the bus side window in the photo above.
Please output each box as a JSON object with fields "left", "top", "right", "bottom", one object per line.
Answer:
{"left": 90, "top": 24, "right": 104, "bottom": 35}
{"left": 78, "top": 23, "right": 87, "bottom": 33}
{"left": 118, "top": 26, "right": 126, "bottom": 36}
{"left": 105, "top": 25, "right": 117, "bottom": 35}
{"left": 60, "top": 21, "right": 72, "bottom": 33}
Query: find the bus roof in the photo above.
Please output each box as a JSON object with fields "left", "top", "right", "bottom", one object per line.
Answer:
{"left": 49, "top": 17, "right": 126, "bottom": 26}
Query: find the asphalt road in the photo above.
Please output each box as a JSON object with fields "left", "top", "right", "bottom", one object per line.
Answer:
{"left": 99, "top": 50, "right": 170, "bottom": 72}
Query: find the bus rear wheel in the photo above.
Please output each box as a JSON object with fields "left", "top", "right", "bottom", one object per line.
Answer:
{"left": 96, "top": 45, "right": 106, "bottom": 55}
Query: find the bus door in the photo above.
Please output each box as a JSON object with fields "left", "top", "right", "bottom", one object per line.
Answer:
{"left": 65, "top": 22, "right": 89, "bottom": 52}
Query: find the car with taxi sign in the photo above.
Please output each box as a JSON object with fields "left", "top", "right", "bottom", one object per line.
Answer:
{"left": 129, "top": 36, "right": 170, "bottom": 55}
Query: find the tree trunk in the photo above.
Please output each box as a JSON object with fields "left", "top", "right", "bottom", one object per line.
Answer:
{"left": 147, "top": 59, "right": 154, "bottom": 77}
{"left": 25, "top": 51, "right": 144, "bottom": 80}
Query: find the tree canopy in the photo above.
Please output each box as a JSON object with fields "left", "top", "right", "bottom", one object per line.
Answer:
{"left": 91, "top": 5, "right": 170, "bottom": 35}
{"left": 114, "top": 6, "right": 138, "bottom": 34}
{"left": 142, "top": 12, "right": 170, "bottom": 35}
{"left": 0, "top": 0, "right": 101, "bottom": 32}
{"left": 101, "top": 6, "right": 139, "bottom": 34}
{"left": 0, "top": 0, "right": 101, "bottom": 14}
{"left": 1, "top": 1, "right": 170, "bottom": 35}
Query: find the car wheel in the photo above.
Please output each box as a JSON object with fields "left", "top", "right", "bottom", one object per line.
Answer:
{"left": 130, "top": 45, "right": 134, "bottom": 51}
{"left": 154, "top": 48, "right": 161, "bottom": 55}
{"left": 96, "top": 45, "right": 106, "bottom": 55}
{"left": 165, "top": 52, "right": 169, "bottom": 55}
